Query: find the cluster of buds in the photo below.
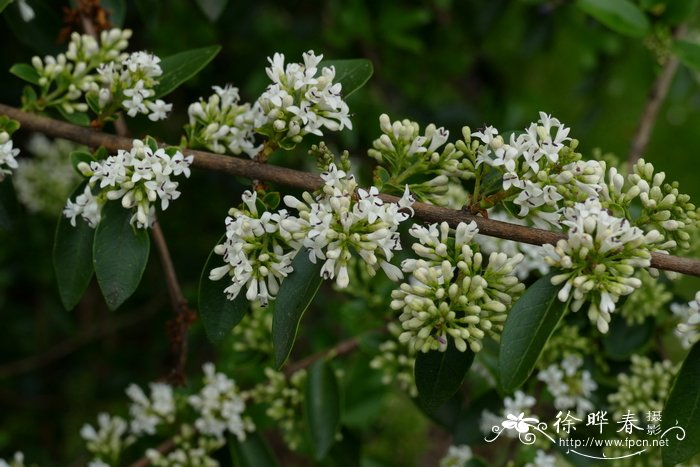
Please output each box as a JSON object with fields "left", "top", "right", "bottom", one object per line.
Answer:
{"left": 126, "top": 382, "right": 176, "bottom": 435}
{"left": 369, "top": 323, "right": 418, "bottom": 396}
{"left": 145, "top": 425, "right": 221, "bottom": 467}
{"left": 618, "top": 270, "right": 672, "bottom": 325}
{"left": 231, "top": 303, "right": 274, "bottom": 356}
{"left": 537, "top": 354, "right": 597, "bottom": 417}
{"left": 392, "top": 221, "right": 525, "bottom": 353}
{"left": 81, "top": 413, "right": 134, "bottom": 466}
{"left": 607, "top": 355, "right": 676, "bottom": 420}
{"left": 544, "top": 198, "right": 663, "bottom": 333}
{"left": 64, "top": 138, "right": 193, "bottom": 229}
{"left": 185, "top": 85, "right": 262, "bottom": 157}
{"left": 367, "top": 114, "right": 473, "bottom": 208}
{"left": 671, "top": 291, "right": 700, "bottom": 349}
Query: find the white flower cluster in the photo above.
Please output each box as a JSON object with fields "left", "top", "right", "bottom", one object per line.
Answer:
{"left": 537, "top": 354, "right": 597, "bottom": 416}
{"left": 525, "top": 450, "right": 557, "bottom": 467}
{"left": 257, "top": 51, "right": 352, "bottom": 147}
{"left": 607, "top": 355, "right": 676, "bottom": 420}
{"left": 81, "top": 413, "right": 134, "bottom": 464}
{"left": 671, "top": 291, "right": 700, "bottom": 349}
{"left": 472, "top": 112, "right": 604, "bottom": 227}
{"left": 27, "top": 28, "right": 171, "bottom": 121}
{"left": 0, "top": 131, "right": 20, "bottom": 180}
{"left": 0, "top": 452, "right": 25, "bottom": 467}
{"left": 187, "top": 85, "right": 263, "bottom": 157}
{"left": 98, "top": 50, "right": 171, "bottom": 121}
{"left": 13, "top": 134, "right": 79, "bottom": 215}
{"left": 126, "top": 382, "right": 176, "bottom": 435}
{"left": 187, "top": 363, "right": 254, "bottom": 442}
{"left": 283, "top": 164, "right": 414, "bottom": 288}
{"left": 209, "top": 190, "right": 297, "bottom": 306}
{"left": 480, "top": 390, "right": 536, "bottom": 438}
{"left": 439, "top": 445, "right": 473, "bottom": 467}
{"left": 64, "top": 139, "right": 193, "bottom": 229}
{"left": 369, "top": 322, "right": 417, "bottom": 396}
{"left": 544, "top": 198, "right": 663, "bottom": 333}
{"left": 476, "top": 210, "right": 550, "bottom": 280}
{"left": 146, "top": 425, "right": 220, "bottom": 467}
{"left": 392, "top": 221, "right": 524, "bottom": 352}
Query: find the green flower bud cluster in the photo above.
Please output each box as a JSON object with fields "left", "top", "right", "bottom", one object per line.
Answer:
{"left": 249, "top": 368, "right": 307, "bottom": 451}
{"left": 607, "top": 355, "right": 676, "bottom": 420}
{"left": 670, "top": 291, "right": 700, "bottom": 349}
{"left": 545, "top": 198, "right": 663, "bottom": 333}
{"left": 602, "top": 158, "right": 698, "bottom": 252}
{"left": 146, "top": 424, "right": 221, "bottom": 467}
{"left": 13, "top": 134, "right": 80, "bottom": 215}
{"left": 369, "top": 323, "right": 417, "bottom": 396}
{"left": 618, "top": 269, "right": 672, "bottom": 325}
{"left": 392, "top": 221, "right": 525, "bottom": 353}
{"left": 538, "top": 324, "right": 593, "bottom": 370}
{"left": 231, "top": 303, "right": 273, "bottom": 356}
{"left": 368, "top": 114, "right": 474, "bottom": 208}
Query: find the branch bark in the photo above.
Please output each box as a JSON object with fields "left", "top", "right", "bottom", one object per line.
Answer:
{"left": 2, "top": 103, "right": 699, "bottom": 276}
{"left": 628, "top": 25, "right": 686, "bottom": 167}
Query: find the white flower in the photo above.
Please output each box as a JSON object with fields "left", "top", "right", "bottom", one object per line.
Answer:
{"left": 0, "top": 132, "right": 20, "bottom": 179}
{"left": 127, "top": 382, "right": 176, "bottom": 435}
{"left": 525, "top": 450, "right": 557, "bottom": 467}
{"left": 0, "top": 452, "right": 25, "bottom": 467}
{"left": 147, "top": 99, "right": 172, "bottom": 121}
{"left": 439, "top": 445, "right": 473, "bottom": 467}
{"left": 81, "top": 413, "right": 134, "bottom": 460}
{"left": 537, "top": 355, "right": 597, "bottom": 416}
{"left": 671, "top": 291, "right": 700, "bottom": 349}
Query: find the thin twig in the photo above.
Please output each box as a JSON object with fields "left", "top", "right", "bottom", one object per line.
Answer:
{"left": 284, "top": 336, "right": 362, "bottom": 376}
{"left": 628, "top": 25, "right": 686, "bottom": 167}
{"left": 1, "top": 104, "right": 699, "bottom": 276}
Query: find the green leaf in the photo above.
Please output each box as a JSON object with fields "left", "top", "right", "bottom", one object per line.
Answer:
{"left": 70, "top": 150, "right": 95, "bottom": 175}
{"left": 602, "top": 315, "right": 654, "bottom": 360}
{"left": 196, "top": 0, "right": 228, "bottom": 22}
{"left": 414, "top": 339, "right": 474, "bottom": 412}
{"left": 85, "top": 92, "right": 101, "bottom": 114}
{"left": 53, "top": 185, "right": 95, "bottom": 310}
{"left": 577, "top": 0, "right": 650, "bottom": 37}
{"left": 228, "top": 432, "right": 278, "bottom": 467}
{"left": 662, "top": 341, "right": 700, "bottom": 465}
{"left": 57, "top": 108, "right": 91, "bottom": 127}
{"left": 320, "top": 59, "right": 373, "bottom": 97}
{"left": 305, "top": 359, "right": 341, "bottom": 460}
{"left": 9, "top": 63, "right": 39, "bottom": 85}
{"left": 197, "top": 237, "right": 249, "bottom": 344}
{"left": 154, "top": 45, "right": 222, "bottom": 98}
{"left": 0, "top": 0, "right": 13, "bottom": 15}
{"left": 272, "top": 251, "right": 323, "bottom": 368}
{"left": 672, "top": 40, "right": 700, "bottom": 72}
{"left": 93, "top": 202, "right": 150, "bottom": 310}
{"left": 498, "top": 272, "right": 567, "bottom": 392}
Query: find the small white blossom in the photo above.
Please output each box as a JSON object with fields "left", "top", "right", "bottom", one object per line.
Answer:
{"left": 525, "top": 450, "right": 557, "bottom": 467}
{"left": 0, "top": 452, "right": 25, "bottom": 467}
{"left": 537, "top": 355, "right": 597, "bottom": 417}
{"left": 671, "top": 291, "right": 700, "bottom": 349}
{"left": 81, "top": 413, "right": 134, "bottom": 462}
{"left": 0, "top": 132, "right": 20, "bottom": 180}
{"left": 439, "top": 445, "right": 473, "bottom": 467}
{"left": 127, "top": 382, "right": 176, "bottom": 435}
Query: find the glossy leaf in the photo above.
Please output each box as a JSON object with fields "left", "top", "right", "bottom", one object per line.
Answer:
{"left": 320, "top": 59, "right": 373, "bottom": 97}
{"left": 272, "top": 251, "right": 323, "bottom": 368}
{"left": 305, "top": 359, "right": 341, "bottom": 460}
{"left": 673, "top": 40, "right": 700, "bottom": 72}
{"left": 70, "top": 150, "right": 95, "bottom": 174}
{"left": 0, "top": 0, "right": 12, "bottom": 14}
{"left": 154, "top": 45, "right": 222, "bottom": 98}
{"left": 228, "top": 432, "right": 278, "bottom": 467}
{"left": 53, "top": 185, "right": 94, "bottom": 310}
{"left": 415, "top": 339, "right": 474, "bottom": 411}
{"left": 499, "top": 272, "right": 567, "bottom": 392}
{"left": 57, "top": 108, "right": 91, "bottom": 126}
{"left": 602, "top": 315, "right": 654, "bottom": 360}
{"left": 198, "top": 237, "right": 249, "bottom": 344}
{"left": 93, "top": 202, "right": 150, "bottom": 310}
{"left": 9, "top": 63, "right": 39, "bottom": 85}
{"left": 196, "top": 0, "right": 228, "bottom": 22}
{"left": 662, "top": 342, "right": 700, "bottom": 465}
{"left": 577, "top": 0, "right": 650, "bottom": 37}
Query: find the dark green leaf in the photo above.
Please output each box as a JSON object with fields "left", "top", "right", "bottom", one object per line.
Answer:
{"left": 154, "top": 45, "right": 222, "bottom": 98}
{"left": 85, "top": 92, "right": 101, "bottom": 114}
{"left": 93, "top": 202, "right": 150, "bottom": 310}
{"left": 57, "top": 108, "right": 91, "bottom": 127}
{"left": 70, "top": 150, "right": 95, "bottom": 175}
{"left": 577, "top": 0, "right": 650, "bottom": 37}
{"left": 228, "top": 432, "right": 278, "bottom": 467}
{"left": 417, "top": 390, "right": 463, "bottom": 430}
{"left": 197, "top": 237, "right": 249, "bottom": 344}
{"left": 672, "top": 40, "right": 700, "bottom": 72}
{"left": 662, "top": 342, "right": 700, "bottom": 465}
{"left": 305, "top": 359, "right": 341, "bottom": 460}
{"left": 602, "top": 315, "right": 654, "bottom": 360}
{"left": 661, "top": 0, "right": 699, "bottom": 25}
{"left": 499, "top": 272, "right": 567, "bottom": 392}
{"left": 53, "top": 184, "right": 94, "bottom": 310}
{"left": 196, "top": 0, "right": 228, "bottom": 22}
{"left": 9, "top": 63, "right": 39, "bottom": 85}
{"left": 320, "top": 59, "right": 373, "bottom": 97}
{"left": 415, "top": 339, "right": 474, "bottom": 411}
{"left": 272, "top": 251, "right": 323, "bottom": 368}
{"left": 0, "top": 0, "right": 13, "bottom": 14}
{"left": 454, "top": 389, "right": 504, "bottom": 445}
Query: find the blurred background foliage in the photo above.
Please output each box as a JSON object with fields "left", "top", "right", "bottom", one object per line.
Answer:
{"left": 1, "top": 0, "right": 699, "bottom": 464}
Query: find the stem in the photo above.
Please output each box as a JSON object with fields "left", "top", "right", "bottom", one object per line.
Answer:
{"left": 628, "top": 25, "right": 686, "bottom": 167}
{"left": 2, "top": 103, "right": 700, "bottom": 276}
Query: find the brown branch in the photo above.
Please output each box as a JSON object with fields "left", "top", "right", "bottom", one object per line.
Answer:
{"left": 284, "top": 336, "right": 362, "bottom": 376}
{"left": 628, "top": 25, "right": 686, "bottom": 167}
{"left": 2, "top": 103, "right": 699, "bottom": 276}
